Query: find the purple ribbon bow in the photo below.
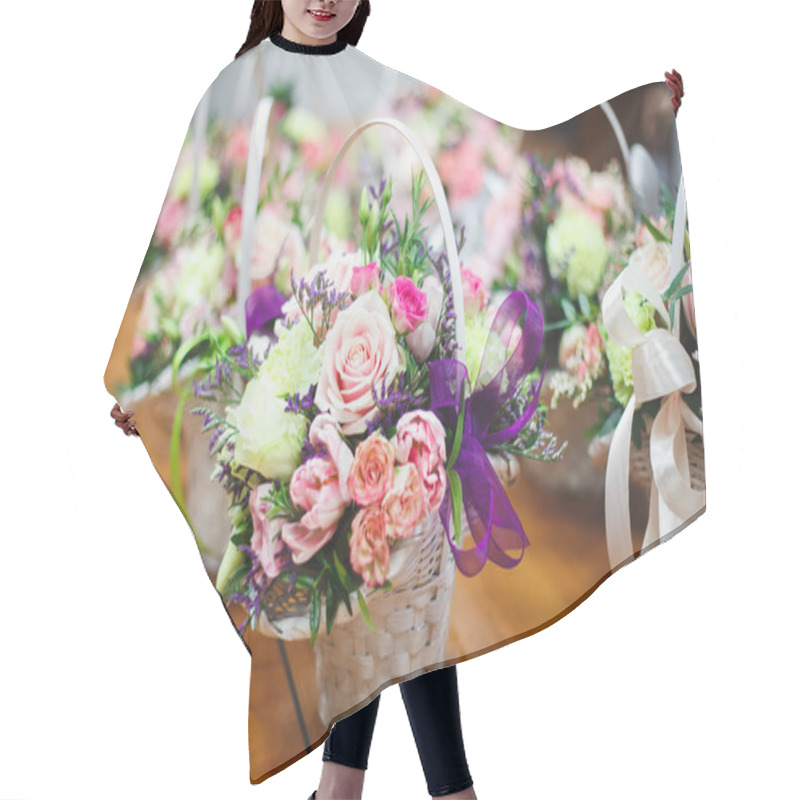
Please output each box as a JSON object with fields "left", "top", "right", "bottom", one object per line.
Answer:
{"left": 245, "top": 284, "right": 285, "bottom": 340}
{"left": 429, "top": 291, "right": 546, "bottom": 577}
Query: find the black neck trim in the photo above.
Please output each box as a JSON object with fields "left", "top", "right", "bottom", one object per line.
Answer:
{"left": 269, "top": 32, "right": 348, "bottom": 55}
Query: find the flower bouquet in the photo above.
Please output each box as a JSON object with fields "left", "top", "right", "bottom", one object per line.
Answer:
{"left": 509, "top": 153, "right": 635, "bottom": 493}
{"left": 192, "top": 116, "right": 564, "bottom": 721}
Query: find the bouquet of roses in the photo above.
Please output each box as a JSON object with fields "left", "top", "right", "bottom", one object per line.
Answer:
{"left": 192, "top": 171, "right": 565, "bottom": 646}
{"left": 511, "top": 155, "right": 635, "bottom": 386}
{"left": 582, "top": 193, "right": 700, "bottom": 453}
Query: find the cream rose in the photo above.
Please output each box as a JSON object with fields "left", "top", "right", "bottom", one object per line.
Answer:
{"left": 628, "top": 240, "right": 672, "bottom": 292}
{"left": 315, "top": 290, "right": 401, "bottom": 435}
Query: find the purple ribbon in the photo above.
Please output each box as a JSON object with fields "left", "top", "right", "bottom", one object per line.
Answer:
{"left": 245, "top": 284, "right": 285, "bottom": 340}
{"left": 429, "top": 291, "right": 546, "bottom": 577}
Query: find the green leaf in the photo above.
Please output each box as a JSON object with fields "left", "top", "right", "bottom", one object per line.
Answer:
{"left": 446, "top": 468, "right": 464, "bottom": 546}
{"left": 356, "top": 588, "right": 377, "bottom": 633}
{"left": 309, "top": 587, "right": 321, "bottom": 649}
{"left": 577, "top": 291, "right": 591, "bottom": 319}
{"left": 325, "top": 585, "right": 341, "bottom": 636}
{"left": 560, "top": 297, "right": 577, "bottom": 322}
{"left": 664, "top": 260, "right": 691, "bottom": 301}
{"left": 171, "top": 331, "right": 210, "bottom": 387}
{"left": 446, "top": 380, "right": 468, "bottom": 470}
{"left": 596, "top": 405, "right": 624, "bottom": 439}
{"left": 640, "top": 214, "right": 671, "bottom": 243}
{"left": 331, "top": 551, "right": 354, "bottom": 616}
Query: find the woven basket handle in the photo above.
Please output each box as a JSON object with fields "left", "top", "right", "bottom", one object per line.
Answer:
{"left": 188, "top": 89, "right": 211, "bottom": 218}
{"left": 308, "top": 117, "right": 467, "bottom": 367}
{"left": 235, "top": 96, "right": 278, "bottom": 331}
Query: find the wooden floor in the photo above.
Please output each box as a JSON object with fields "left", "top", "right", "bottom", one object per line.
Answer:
{"left": 106, "top": 270, "right": 651, "bottom": 785}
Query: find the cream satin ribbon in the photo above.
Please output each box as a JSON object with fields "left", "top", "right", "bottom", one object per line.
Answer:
{"left": 601, "top": 175, "right": 704, "bottom": 568}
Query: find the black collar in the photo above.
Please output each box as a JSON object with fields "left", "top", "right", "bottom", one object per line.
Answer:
{"left": 269, "top": 32, "right": 348, "bottom": 55}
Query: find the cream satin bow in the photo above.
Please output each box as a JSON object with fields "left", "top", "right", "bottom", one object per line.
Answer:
{"left": 601, "top": 176, "right": 705, "bottom": 568}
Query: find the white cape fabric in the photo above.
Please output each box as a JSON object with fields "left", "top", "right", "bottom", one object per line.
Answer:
{"left": 104, "top": 33, "right": 705, "bottom": 783}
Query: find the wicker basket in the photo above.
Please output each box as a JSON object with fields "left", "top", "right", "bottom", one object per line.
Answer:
{"left": 589, "top": 413, "right": 705, "bottom": 494}
{"left": 237, "top": 112, "right": 518, "bottom": 723}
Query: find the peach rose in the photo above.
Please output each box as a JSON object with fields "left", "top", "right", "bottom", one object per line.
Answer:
{"left": 392, "top": 411, "right": 447, "bottom": 514}
{"left": 389, "top": 276, "right": 428, "bottom": 334}
{"left": 315, "top": 290, "right": 401, "bottom": 435}
{"left": 381, "top": 464, "right": 426, "bottom": 540}
{"left": 349, "top": 505, "right": 391, "bottom": 588}
{"left": 249, "top": 483, "right": 291, "bottom": 579}
{"left": 283, "top": 457, "right": 347, "bottom": 564}
{"left": 348, "top": 432, "right": 396, "bottom": 506}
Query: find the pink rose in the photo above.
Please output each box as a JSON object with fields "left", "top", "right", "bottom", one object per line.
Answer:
{"left": 155, "top": 199, "right": 186, "bottom": 247}
{"left": 389, "top": 276, "right": 428, "bottom": 334}
{"left": 223, "top": 124, "right": 251, "bottom": 167}
{"left": 437, "top": 139, "right": 486, "bottom": 206}
{"left": 349, "top": 505, "right": 391, "bottom": 588}
{"left": 461, "top": 267, "right": 489, "bottom": 314}
{"left": 392, "top": 411, "right": 447, "bottom": 514}
{"left": 283, "top": 457, "right": 347, "bottom": 564}
{"left": 406, "top": 276, "right": 444, "bottom": 363}
{"left": 382, "top": 464, "right": 426, "bottom": 540}
{"left": 351, "top": 261, "right": 380, "bottom": 297}
{"left": 222, "top": 205, "right": 242, "bottom": 256}
{"left": 249, "top": 483, "right": 291, "bottom": 579}
{"left": 315, "top": 290, "right": 401, "bottom": 435}
{"left": 348, "top": 432, "right": 395, "bottom": 506}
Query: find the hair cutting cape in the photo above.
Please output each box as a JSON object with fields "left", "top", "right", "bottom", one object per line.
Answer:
{"left": 104, "top": 32, "right": 705, "bottom": 784}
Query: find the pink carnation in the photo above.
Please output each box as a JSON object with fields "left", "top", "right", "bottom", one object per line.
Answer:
{"left": 392, "top": 411, "right": 447, "bottom": 514}
{"left": 348, "top": 432, "right": 396, "bottom": 506}
{"left": 249, "top": 483, "right": 291, "bottom": 579}
{"left": 389, "top": 276, "right": 428, "bottom": 334}
{"left": 283, "top": 457, "right": 347, "bottom": 564}
{"left": 349, "top": 505, "right": 391, "bottom": 588}
{"left": 382, "top": 464, "right": 426, "bottom": 540}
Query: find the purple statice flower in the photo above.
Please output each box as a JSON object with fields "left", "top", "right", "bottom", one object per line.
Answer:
{"left": 291, "top": 270, "right": 352, "bottom": 340}
{"left": 367, "top": 373, "right": 420, "bottom": 434}
{"left": 228, "top": 544, "right": 269, "bottom": 635}
{"left": 285, "top": 384, "right": 316, "bottom": 416}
